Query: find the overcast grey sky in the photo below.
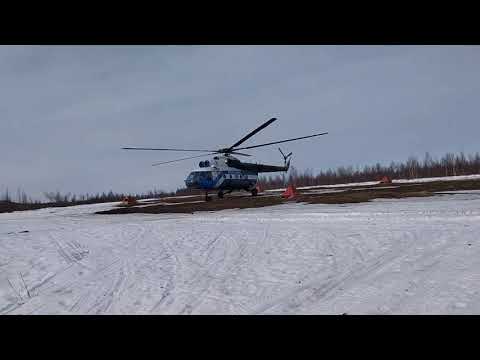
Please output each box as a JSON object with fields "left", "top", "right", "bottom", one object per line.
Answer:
{"left": 1, "top": 45, "right": 479, "bottom": 200}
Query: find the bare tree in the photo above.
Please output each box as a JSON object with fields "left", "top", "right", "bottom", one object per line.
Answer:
{"left": 257, "top": 150, "right": 480, "bottom": 190}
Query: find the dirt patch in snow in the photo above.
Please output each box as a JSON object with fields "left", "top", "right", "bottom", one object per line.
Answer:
{"left": 96, "top": 179, "right": 480, "bottom": 215}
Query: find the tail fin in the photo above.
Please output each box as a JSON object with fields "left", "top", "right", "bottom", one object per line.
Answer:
{"left": 279, "top": 148, "right": 292, "bottom": 170}
{"left": 285, "top": 158, "right": 291, "bottom": 171}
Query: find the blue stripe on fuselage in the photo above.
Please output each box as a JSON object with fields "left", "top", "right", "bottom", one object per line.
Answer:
{"left": 192, "top": 171, "right": 256, "bottom": 190}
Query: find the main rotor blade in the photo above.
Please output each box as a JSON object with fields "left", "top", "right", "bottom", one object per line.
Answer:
{"left": 123, "top": 147, "right": 216, "bottom": 152}
{"left": 152, "top": 153, "right": 216, "bottom": 166}
{"left": 229, "top": 151, "right": 252, "bottom": 157}
{"left": 229, "top": 117, "right": 277, "bottom": 150}
{"left": 235, "top": 132, "right": 328, "bottom": 151}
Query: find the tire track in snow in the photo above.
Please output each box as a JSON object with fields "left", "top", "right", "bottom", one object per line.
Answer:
{"left": 253, "top": 230, "right": 417, "bottom": 314}
{"left": 178, "top": 230, "right": 228, "bottom": 314}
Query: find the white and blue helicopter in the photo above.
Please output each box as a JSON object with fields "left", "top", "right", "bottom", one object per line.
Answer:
{"left": 123, "top": 117, "right": 327, "bottom": 201}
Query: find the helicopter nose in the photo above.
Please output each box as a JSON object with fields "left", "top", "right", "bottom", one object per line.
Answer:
{"left": 185, "top": 173, "right": 196, "bottom": 187}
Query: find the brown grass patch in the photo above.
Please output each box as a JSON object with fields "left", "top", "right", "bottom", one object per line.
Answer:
{"left": 96, "top": 179, "right": 480, "bottom": 215}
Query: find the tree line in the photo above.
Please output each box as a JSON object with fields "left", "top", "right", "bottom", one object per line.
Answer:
{"left": 257, "top": 151, "right": 480, "bottom": 190}
{"left": 0, "top": 188, "right": 174, "bottom": 205}
{"left": 3, "top": 150, "right": 480, "bottom": 204}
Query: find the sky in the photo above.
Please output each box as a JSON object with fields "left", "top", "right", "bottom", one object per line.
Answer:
{"left": 1, "top": 45, "right": 479, "bottom": 200}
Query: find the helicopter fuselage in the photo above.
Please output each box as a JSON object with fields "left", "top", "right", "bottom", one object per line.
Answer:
{"left": 185, "top": 155, "right": 258, "bottom": 191}
{"left": 185, "top": 168, "right": 258, "bottom": 191}
{"left": 184, "top": 155, "right": 288, "bottom": 192}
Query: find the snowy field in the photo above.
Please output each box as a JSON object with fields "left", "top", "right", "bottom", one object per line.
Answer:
{"left": 266, "top": 174, "right": 480, "bottom": 192}
{"left": 1, "top": 191, "right": 480, "bottom": 314}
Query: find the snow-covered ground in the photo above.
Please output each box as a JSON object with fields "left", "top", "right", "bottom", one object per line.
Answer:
{"left": 394, "top": 174, "right": 480, "bottom": 184}
{"left": 266, "top": 174, "right": 480, "bottom": 192}
{"left": 1, "top": 192, "right": 480, "bottom": 314}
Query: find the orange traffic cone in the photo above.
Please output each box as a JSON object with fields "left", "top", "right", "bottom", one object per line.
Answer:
{"left": 122, "top": 196, "right": 137, "bottom": 206}
{"left": 282, "top": 184, "right": 297, "bottom": 199}
{"left": 379, "top": 175, "right": 392, "bottom": 184}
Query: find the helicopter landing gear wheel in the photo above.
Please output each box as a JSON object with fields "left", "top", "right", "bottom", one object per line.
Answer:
{"left": 251, "top": 188, "right": 258, "bottom": 197}
{"left": 218, "top": 191, "right": 224, "bottom": 199}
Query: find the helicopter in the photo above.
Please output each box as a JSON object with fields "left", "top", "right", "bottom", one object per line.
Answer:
{"left": 123, "top": 117, "right": 327, "bottom": 201}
